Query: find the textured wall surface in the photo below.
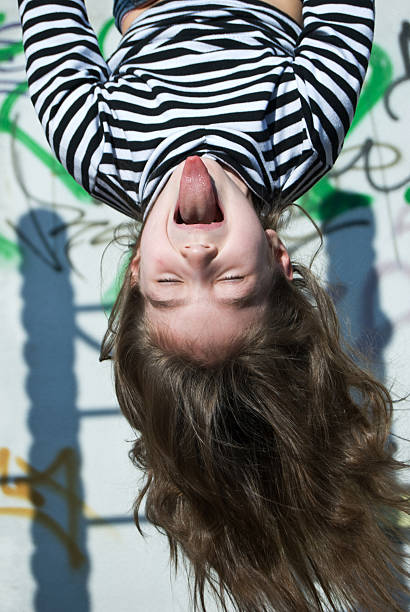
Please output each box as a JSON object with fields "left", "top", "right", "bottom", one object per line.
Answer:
{"left": 1, "top": 1, "right": 409, "bottom": 610}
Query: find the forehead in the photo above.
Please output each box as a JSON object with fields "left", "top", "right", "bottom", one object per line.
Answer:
{"left": 145, "top": 299, "right": 266, "bottom": 356}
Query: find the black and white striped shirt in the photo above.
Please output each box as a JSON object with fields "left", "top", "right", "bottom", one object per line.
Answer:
{"left": 18, "top": 0, "right": 375, "bottom": 219}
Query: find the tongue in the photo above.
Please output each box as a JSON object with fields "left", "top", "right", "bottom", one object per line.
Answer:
{"left": 177, "top": 156, "right": 219, "bottom": 224}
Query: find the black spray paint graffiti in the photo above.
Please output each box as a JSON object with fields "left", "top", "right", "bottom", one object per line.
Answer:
{"left": 328, "top": 20, "right": 410, "bottom": 195}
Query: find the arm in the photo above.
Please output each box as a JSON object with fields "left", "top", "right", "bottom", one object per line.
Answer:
{"left": 18, "top": 0, "right": 138, "bottom": 215}
{"left": 274, "top": 0, "right": 375, "bottom": 201}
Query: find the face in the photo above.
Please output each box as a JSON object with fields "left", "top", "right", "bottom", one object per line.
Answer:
{"left": 131, "top": 156, "right": 292, "bottom": 360}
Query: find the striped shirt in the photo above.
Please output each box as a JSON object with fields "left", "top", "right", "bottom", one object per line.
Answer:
{"left": 18, "top": 0, "right": 375, "bottom": 219}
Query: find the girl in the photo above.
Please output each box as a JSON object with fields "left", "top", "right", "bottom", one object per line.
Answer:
{"left": 18, "top": 0, "right": 376, "bottom": 357}
{"left": 18, "top": 0, "right": 410, "bottom": 609}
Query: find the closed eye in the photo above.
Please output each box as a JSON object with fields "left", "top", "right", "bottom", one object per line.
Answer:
{"left": 158, "top": 276, "right": 243, "bottom": 282}
{"left": 157, "top": 278, "right": 182, "bottom": 283}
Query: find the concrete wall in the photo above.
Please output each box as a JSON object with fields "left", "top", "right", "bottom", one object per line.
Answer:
{"left": 1, "top": 1, "right": 409, "bottom": 610}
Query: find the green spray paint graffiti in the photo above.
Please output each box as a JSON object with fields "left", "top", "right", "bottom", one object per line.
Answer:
{"left": 97, "top": 17, "right": 115, "bottom": 57}
{"left": 299, "top": 44, "right": 393, "bottom": 223}
{"left": 0, "top": 82, "right": 93, "bottom": 203}
{"left": 0, "top": 13, "right": 23, "bottom": 61}
{"left": 348, "top": 46, "right": 394, "bottom": 136}
{"left": 101, "top": 250, "right": 132, "bottom": 310}
{"left": 0, "top": 232, "right": 21, "bottom": 265}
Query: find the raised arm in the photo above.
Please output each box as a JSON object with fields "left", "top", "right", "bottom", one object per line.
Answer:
{"left": 18, "top": 0, "right": 138, "bottom": 216}
{"left": 275, "top": 0, "right": 375, "bottom": 201}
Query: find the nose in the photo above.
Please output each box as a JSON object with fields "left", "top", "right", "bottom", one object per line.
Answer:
{"left": 181, "top": 243, "right": 218, "bottom": 267}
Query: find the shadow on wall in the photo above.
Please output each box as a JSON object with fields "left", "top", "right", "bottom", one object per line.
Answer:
{"left": 324, "top": 206, "right": 392, "bottom": 377}
{"left": 324, "top": 205, "right": 410, "bottom": 609}
{"left": 18, "top": 209, "right": 90, "bottom": 612}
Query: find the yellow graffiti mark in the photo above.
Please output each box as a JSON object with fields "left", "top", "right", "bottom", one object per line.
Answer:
{"left": 14, "top": 448, "right": 97, "bottom": 519}
{"left": 339, "top": 142, "right": 402, "bottom": 172}
{"left": 0, "top": 507, "right": 86, "bottom": 567}
{"left": 0, "top": 446, "right": 106, "bottom": 567}
{"left": 0, "top": 448, "right": 44, "bottom": 505}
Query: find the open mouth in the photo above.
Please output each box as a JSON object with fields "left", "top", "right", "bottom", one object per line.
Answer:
{"left": 174, "top": 198, "right": 224, "bottom": 225}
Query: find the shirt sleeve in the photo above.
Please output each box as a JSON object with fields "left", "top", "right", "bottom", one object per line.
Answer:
{"left": 18, "top": 0, "right": 140, "bottom": 217}
{"left": 273, "top": 0, "right": 375, "bottom": 202}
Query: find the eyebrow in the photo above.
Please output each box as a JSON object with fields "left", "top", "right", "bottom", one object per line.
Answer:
{"left": 146, "top": 286, "right": 262, "bottom": 310}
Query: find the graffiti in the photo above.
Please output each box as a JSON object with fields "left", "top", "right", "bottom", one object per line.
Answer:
{"left": 0, "top": 83, "right": 93, "bottom": 203}
{"left": 97, "top": 16, "right": 115, "bottom": 57}
{"left": 0, "top": 14, "right": 26, "bottom": 98}
{"left": 385, "top": 21, "right": 410, "bottom": 122}
{"left": 0, "top": 230, "right": 21, "bottom": 263}
{"left": 6, "top": 194, "right": 124, "bottom": 303}
{"left": 0, "top": 13, "right": 23, "bottom": 61}
{"left": 0, "top": 447, "right": 102, "bottom": 568}
{"left": 331, "top": 137, "right": 410, "bottom": 192}
{"left": 331, "top": 138, "right": 410, "bottom": 195}
{"left": 8, "top": 201, "right": 117, "bottom": 275}
{"left": 345, "top": 23, "right": 410, "bottom": 196}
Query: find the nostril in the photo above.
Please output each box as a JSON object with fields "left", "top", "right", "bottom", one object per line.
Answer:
{"left": 183, "top": 244, "right": 212, "bottom": 249}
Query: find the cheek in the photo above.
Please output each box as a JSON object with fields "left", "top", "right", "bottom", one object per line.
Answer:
{"left": 236, "top": 225, "right": 269, "bottom": 263}
{"left": 138, "top": 248, "right": 175, "bottom": 287}
{"left": 139, "top": 208, "right": 169, "bottom": 249}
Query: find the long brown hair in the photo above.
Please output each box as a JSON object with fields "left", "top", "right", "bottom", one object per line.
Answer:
{"left": 101, "top": 211, "right": 410, "bottom": 611}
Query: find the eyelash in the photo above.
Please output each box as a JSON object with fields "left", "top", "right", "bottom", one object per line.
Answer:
{"left": 158, "top": 275, "right": 244, "bottom": 282}
{"left": 158, "top": 278, "right": 180, "bottom": 283}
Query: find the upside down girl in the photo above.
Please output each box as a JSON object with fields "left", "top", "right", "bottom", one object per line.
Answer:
{"left": 18, "top": 0, "right": 410, "bottom": 609}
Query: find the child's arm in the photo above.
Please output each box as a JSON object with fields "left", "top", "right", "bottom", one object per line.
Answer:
{"left": 274, "top": 0, "right": 374, "bottom": 202}
{"left": 18, "top": 0, "right": 137, "bottom": 216}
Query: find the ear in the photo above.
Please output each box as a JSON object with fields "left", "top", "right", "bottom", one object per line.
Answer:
{"left": 265, "top": 229, "right": 293, "bottom": 280}
{"left": 130, "top": 250, "right": 140, "bottom": 286}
